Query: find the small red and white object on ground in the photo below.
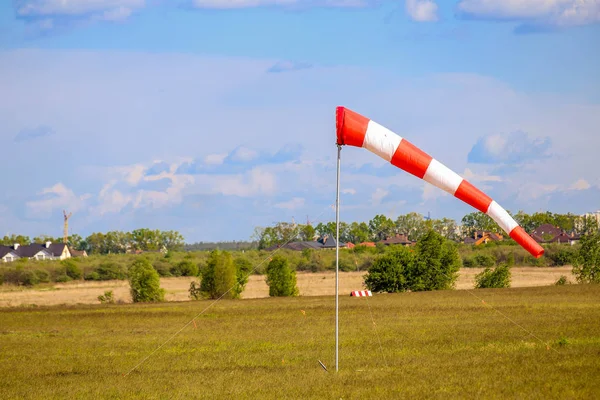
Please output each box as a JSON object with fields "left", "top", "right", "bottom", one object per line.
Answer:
{"left": 335, "top": 106, "right": 544, "bottom": 259}
{"left": 350, "top": 290, "right": 372, "bottom": 297}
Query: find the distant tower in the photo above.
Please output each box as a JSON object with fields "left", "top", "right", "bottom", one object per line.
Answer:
{"left": 63, "top": 210, "right": 72, "bottom": 243}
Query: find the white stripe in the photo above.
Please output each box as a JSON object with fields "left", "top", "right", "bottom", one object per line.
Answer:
{"left": 363, "top": 120, "right": 403, "bottom": 162}
{"left": 423, "top": 159, "right": 464, "bottom": 196}
{"left": 486, "top": 201, "right": 518, "bottom": 234}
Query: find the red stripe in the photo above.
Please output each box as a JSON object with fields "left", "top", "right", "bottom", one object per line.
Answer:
{"left": 336, "top": 106, "right": 368, "bottom": 147}
{"left": 454, "top": 180, "right": 493, "bottom": 213}
{"left": 509, "top": 226, "right": 545, "bottom": 258}
{"left": 390, "top": 139, "right": 433, "bottom": 179}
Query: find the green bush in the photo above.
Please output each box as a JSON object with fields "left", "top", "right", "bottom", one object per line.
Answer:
{"left": 266, "top": 255, "right": 299, "bottom": 297}
{"left": 55, "top": 274, "right": 72, "bottom": 283}
{"left": 200, "top": 250, "right": 238, "bottom": 299}
{"left": 34, "top": 269, "right": 50, "bottom": 283}
{"left": 473, "top": 254, "right": 495, "bottom": 267}
{"left": 233, "top": 257, "right": 253, "bottom": 298}
{"left": 96, "top": 262, "right": 127, "bottom": 280}
{"left": 555, "top": 275, "right": 569, "bottom": 286}
{"left": 61, "top": 260, "right": 82, "bottom": 280}
{"left": 547, "top": 246, "right": 578, "bottom": 266}
{"left": 84, "top": 271, "right": 100, "bottom": 281}
{"left": 176, "top": 260, "right": 198, "bottom": 277}
{"left": 98, "top": 290, "right": 115, "bottom": 304}
{"left": 572, "top": 233, "right": 600, "bottom": 284}
{"left": 364, "top": 231, "right": 461, "bottom": 293}
{"left": 474, "top": 264, "right": 511, "bottom": 289}
{"left": 152, "top": 261, "right": 173, "bottom": 277}
{"left": 128, "top": 258, "right": 165, "bottom": 303}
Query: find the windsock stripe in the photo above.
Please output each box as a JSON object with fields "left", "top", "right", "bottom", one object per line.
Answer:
{"left": 363, "top": 120, "right": 403, "bottom": 162}
{"left": 391, "top": 139, "right": 433, "bottom": 179}
{"left": 486, "top": 201, "right": 519, "bottom": 234}
{"left": 423, "top": 159, "right": 464, "bottom": 196}
{"left": 336, "top": 106, "right": 368, "bottom": 147}
{"left": 454, "top": 180, "right": 493, "bottom": 214}
{"left": 350, "top": 290, "right": 372, "bottom": 297}
{"left": 510, "top": 226, "right": 544, "bottom": 258}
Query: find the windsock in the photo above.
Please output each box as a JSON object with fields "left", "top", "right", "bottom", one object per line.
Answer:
{"left": 335, "top": 106, "right": 544, "bottom": 258}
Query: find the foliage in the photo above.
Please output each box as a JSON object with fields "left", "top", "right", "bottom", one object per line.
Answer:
{"left": 98, "top": 290, "right": 115, "bottom": 304}
{"left": 61, "top": 259, "right": 82, "bottom": 280}
{"left": 265, "top": 255, "right": 298, "bottom": 297}
{"left": 233, "top": 257, "right": 253, "bottom": 298}
{"left": 572, "top": 233, "right": 600, "bottom": 284}
{"left": 555, "top": 275, "right": 569, "bottom": 286}
{"left": 188, "top": 281, "right": 202, "bottom": 300}
{"left": 199, "top": 250, "right": 238, "bottom": 299}
{"left": 128, "top": 258, "right": 165, "bottom": 303}
{"left": 364, "top": 230, "right": 461, "bottom": 293}
{"left": 363, "top": 246, "right": 415, "bottom": 293}
{"left": 171, "top": 260, "right": 198, "bottom": 277}
{"left": 474, "top": 264, "right": 511, "bottom": 289}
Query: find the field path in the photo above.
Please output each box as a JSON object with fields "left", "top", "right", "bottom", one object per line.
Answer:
{"left": 0, "top": 267, "right": 574, "bottom": 307}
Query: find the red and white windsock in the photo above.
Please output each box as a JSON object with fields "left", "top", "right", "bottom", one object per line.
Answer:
{"left": 335, "top": 106, "right": 544, "bottom": 259}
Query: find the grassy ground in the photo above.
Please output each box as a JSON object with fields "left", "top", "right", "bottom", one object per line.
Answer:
{"left": 0, "top": 267, "right": 575, "bottom": 307}
{"left": 1, "top": 284, "right": 599, "bottom": 399}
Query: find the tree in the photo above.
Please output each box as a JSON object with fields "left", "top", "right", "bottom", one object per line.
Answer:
{"left": 461, "top": 212, "right": 498, "bottom": 236}
{"left": 363, "top": 230, "right": 461, "bottom": 293}
{"left": 347, "top": 222, "right": 370, "bottom": 244}
{"left": 200, "top": 250, "right": 238, "bottom": 299}
{"left": 128, "top": 258, "right": 165, "bottom": 303}
{"left": 410, "top": 230, "right": 462, "bottom": 291}
{"left": 364, "top": 246, "right": 415, "bottom": 293}
{"left": 572, "top": 233, "right": 600, "bottom": 284}
{"left": 369, "top": 214, "right": 395, "bottom": 241}
{"left": 474, "top": 264, "right": 511, "bottom": 289}
{"left": 265, "top": 255, "right": 299, "bottom": 297}
{"left": 233, "top": 257, "right": 253, "bottom": 298}
{"left": 395, "top": 212, "right": 427, "bottom": 241}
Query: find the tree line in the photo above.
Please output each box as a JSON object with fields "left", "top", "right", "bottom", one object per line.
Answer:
{"left": 255, "top": 210, "right": 600, "bottom": 249}
{"left": 0, "top": 228, "right": 185, "bottom": 255}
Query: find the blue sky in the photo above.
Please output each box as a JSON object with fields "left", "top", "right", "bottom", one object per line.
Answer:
{"left": 1, "top": 0, "right": 599, "bottom": 242}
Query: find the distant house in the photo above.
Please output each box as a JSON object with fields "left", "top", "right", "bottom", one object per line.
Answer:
{"left": 265, "top": 234, "right": 348, "bottom": 251}
{"left": 380, "top": 234, "right": 415, "bottom": 247}
{"left": 0, "top": 242, "right": 71, "bottom": 263}
{"left": 69, "top": 248, "right": 88, "bottom": 258}
{"left": 464, "top": 231, "right": 504, "bottom": 246}
{"left": 531, "top": 224, "right": 580, "bottom": 245}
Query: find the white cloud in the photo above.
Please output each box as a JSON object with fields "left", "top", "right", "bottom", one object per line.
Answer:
{"left": 342, "top": 188, "right": 357, "bottom": 195}
{"left": 230, "top": 147, "right": 259, "bottom": 162}
{"left": 15, "top": 0, "right": 145, "bottom": 17}
{"left": 371, "top": 188, "right": 389, "bottom": 205}
{"left": 406, "top": 0, "right": 439, "bottom": 22}
{"left": 275, "top": 197, "right": 305, "bottom": 209}
{"left": 191, "top": 0, "right": 372, "bottom": 9}
{"left": 569, "top": 178, "right": 591, "bottom": 191}
{"left": 26, "top": 183, "right": 90, "bottom": 217}
{"left": 207, "top": 167, "right": 277, "bottom": 197}
{"left": 204, "top": 153, "right": 227, "bottom": 165}
{"left": 457, "top": 0, "right": 600, "bottom": 28}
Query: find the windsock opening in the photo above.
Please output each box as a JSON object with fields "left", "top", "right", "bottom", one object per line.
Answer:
{"left": 335, "top": 105, "right": 545, "bottom": 259}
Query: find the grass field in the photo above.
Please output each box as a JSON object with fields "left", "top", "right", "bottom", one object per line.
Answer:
{"left": 1, "top": 284, "right": 599, "bottom": 399}
{"left": 0, "top": 267, "right": 575, "bottom": 307}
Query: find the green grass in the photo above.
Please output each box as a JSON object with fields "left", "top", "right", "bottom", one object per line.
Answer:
{"left": 1, "top": 285, "right": 599, "bottom": 399}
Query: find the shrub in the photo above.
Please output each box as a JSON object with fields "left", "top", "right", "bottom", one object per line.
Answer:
{"left": 96, "top": 262, "right": 127, "bottom": 280}
{"left": 555, "top": 275, "right": 569, "bottom": 286}
{"left": 128, "top": 258, "right": 165, "bottom": 303}
{"left": 153, "top": 261, "right": 173, "bottom": 277}
{"left": 572, "top": 233, "right": 600, "bottom": 284}
{"left": 233, "top": 257, "right": 253, "bottom": 298}
{"left": 364, "top": 230, "right": 461, "bottom": 293}
{"left": 200, "top": 250, "right": 238, "bottom": 299}
{"left": 19, "top": 270, "right": 40, "bottom": 286}
{"left": 62, "top": 260, "right": 82, "bottom": 280}
{"left": 189, "top": 281, "right": 202, "bottom": 300}
{"left": 55, "top": 274, "right": 72, "bottom": 283}
{"left": 34, "top": 269, "right": 50, "bottom": 283}
{"left": 266, "top": 255, "right": 299, "bottom": 297}
{"left": 176, "top": 260, "right": 198, "bottom": 277}
{"left": 474, "top": 264, "right": 511, "bottom": 289}
{"left": 98, "top": 290, "right": 115, "bottom": 304}
{"left": 462, "top": 256, "right": 476, "bottom": 268}
{"left": 473, "top": 254, "right": 495, "bottom": 267}
{"left": 547, "top": 246, "right": 578, "bottom": 266}
{"left": 364, "top": 246, "right": 415, "bottom": 293}
{"left": 84, "top": 271, "right": 100, "bottom": 281}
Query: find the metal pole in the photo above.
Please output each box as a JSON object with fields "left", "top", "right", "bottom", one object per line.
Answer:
{"left": 335, "top": 144, "right": 341, "bottom": 372}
